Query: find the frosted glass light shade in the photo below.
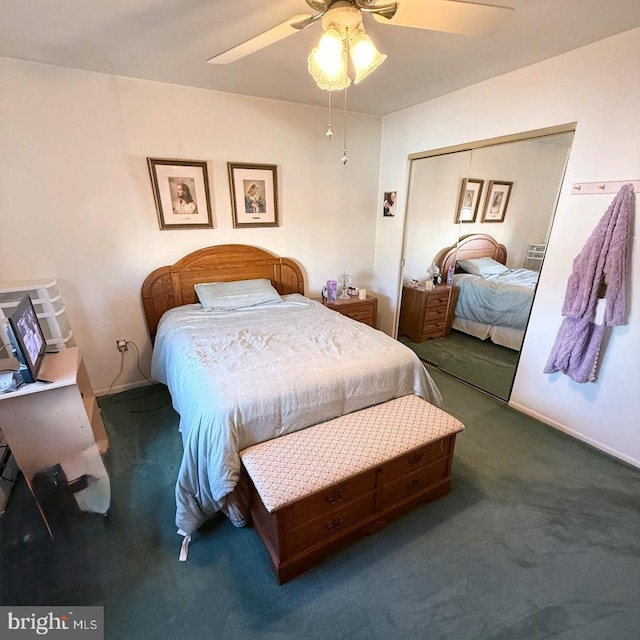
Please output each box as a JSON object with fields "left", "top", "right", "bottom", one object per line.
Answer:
{"left": 350, "top": 29, "right": 387, "bottom": 84}
{"left": 308, "top": 28, "right": 351, "bottom": 91}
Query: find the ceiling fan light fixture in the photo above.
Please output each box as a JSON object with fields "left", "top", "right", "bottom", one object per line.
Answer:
{"left": 350, "top": 29, "right": 387, "bottom": 84}
{"left": 308, "top": 28, "right": 351, "bottom": 90}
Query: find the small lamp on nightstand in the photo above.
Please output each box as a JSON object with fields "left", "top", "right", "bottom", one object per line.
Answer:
{"left": 338, "top": 271, "right": 352, "bottom": 299}
{"left": 426, "top": 264, "right": 441, "bottom": 287}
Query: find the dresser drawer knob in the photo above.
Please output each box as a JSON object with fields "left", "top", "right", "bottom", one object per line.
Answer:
{"left": 409, "top": 452, "right": 424, "bottom": 466}
{"left": 325, "top": 489, "right": 344, "bottom": 504}
{"left": 325, "top": 516, "right": 344, "bottom": 532}
{"left": 406, "top": 479, "right": 422, "bottom": 492}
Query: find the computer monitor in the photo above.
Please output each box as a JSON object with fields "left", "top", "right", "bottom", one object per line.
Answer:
{"left": 7, "top": 295, "right": 47, "bottom": 384}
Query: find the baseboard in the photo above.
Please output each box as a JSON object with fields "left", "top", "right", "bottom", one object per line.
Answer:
{"left": 95, "top": 379, "right": 155, "bottom": 397}
{"left": 509, "top": 400, "right": 640, "bottom": 470}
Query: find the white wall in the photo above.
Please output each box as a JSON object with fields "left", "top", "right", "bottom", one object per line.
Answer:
{"left": 374, "top": 28, "right": 640, "bottom": 468}
{"left": 0, "top": 58, "right": 382, "bottom": 394}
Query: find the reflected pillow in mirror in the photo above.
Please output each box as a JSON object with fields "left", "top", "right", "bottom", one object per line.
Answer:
{"left": 457, "top": 257, "right": 509, "bottom": 276}
{"left": 195, "top": 278, "right": 282, "bottom": 311}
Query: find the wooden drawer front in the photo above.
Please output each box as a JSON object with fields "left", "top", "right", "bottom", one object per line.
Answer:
{"left": 345, "top": 308, "right": 375, "bottom": 325}
{"left": 425, "top": 305, "right": 448, "bottom": 322}
{"left": 376, "top": 457, "right": 450, "bottom": 511}
{"left": 423, "top": 308, "right": 448, "bottom": 334}
{"left": 282, "top": 492, "right": 376, "bottom": 557}
{"left": 377, "top": 436, "right": 453, "bottom": 486}
{"left": 279, "top": 470, "right": 377, "bottom": 530}
{"left": 422, "top": 322, "right": 446, "bottom": 339}
{"left": 426, "top": 292, "right": 451, "bottom": 308}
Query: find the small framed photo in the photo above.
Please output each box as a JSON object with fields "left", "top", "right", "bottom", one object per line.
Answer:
{"left": 228, "top": 162, "right": 279, "bottom": 228}
{"left": 482, "top": 180, "right": 513, "bottom": 223}
{"left": 455, "top": 178, "right": 484, "bottom": 223}
{"left": 383, "top": 191, "right": 397, "bottom": 217}
{"left": 147, "top": 158, "right": 213, "bottom": 230}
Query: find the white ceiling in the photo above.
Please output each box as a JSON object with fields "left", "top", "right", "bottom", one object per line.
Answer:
{"left": 2, "top": 0, "right": 640, "bottom": 116}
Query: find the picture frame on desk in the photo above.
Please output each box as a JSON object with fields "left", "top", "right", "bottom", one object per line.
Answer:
{"left": 147, "top": 158, "right": 214, "bottom": 230}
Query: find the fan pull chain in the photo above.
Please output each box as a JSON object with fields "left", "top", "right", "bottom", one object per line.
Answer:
{"left": 341, "top": 84, "right": 348, "bottom": 165}
{"left": 326, "top": 91, "right": 333, "bottom": 139}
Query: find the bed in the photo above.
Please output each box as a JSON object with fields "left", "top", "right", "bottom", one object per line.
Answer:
{"left": 142, "top": 244, "right": 442, "bottom": 536}
{"left": 434, "top": 234, "right": 539, "bottom": 350}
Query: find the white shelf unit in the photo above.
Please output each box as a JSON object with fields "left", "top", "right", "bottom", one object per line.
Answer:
{"left": 523, "top": 243, "right": 546, "bottom": 272}
{"left": 0, "top": 279, "right": 75, "bottom": 352}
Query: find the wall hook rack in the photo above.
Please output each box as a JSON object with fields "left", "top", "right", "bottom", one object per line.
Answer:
{"left": 571, "top": 180, "right": 640, "bottom": 195}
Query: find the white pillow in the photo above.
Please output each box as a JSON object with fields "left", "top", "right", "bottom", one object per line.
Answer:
{"left": 457, "top": 257, "right": 508, "bottom": 276}
{"left": 195, "top": 278, "right": 282, "bottom": 311}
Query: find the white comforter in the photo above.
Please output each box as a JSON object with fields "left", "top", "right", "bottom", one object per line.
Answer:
{"left": 151, "top": 294, "right": 442, "bottom": 533}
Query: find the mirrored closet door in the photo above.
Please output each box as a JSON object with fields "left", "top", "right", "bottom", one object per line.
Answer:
{"left": 397, "top": 127, "right": 575, "bottom": 401}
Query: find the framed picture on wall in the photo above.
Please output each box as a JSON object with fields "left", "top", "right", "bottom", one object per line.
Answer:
{"left": 228, "top": 162, "right": 279, "bottom": 228}
{"left": 482, "top": 180, "right": 513, "bottom": 222}
{"left": 454, "top": 178, "right": 484, "bottom": 223}
{"left": 383, "top": 191, "right": 397, "bottom": 217}
{"left": 147, "top": 158, "right": 213, "bottom": 230}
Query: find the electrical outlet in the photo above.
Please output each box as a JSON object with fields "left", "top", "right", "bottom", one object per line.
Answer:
{"left": 116, "top": 339, "right": 128, "bottom": 353}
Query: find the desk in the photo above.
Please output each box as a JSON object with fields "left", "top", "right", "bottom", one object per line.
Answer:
{"left": 0, "top": 348, "right": 110, "bottom": 535}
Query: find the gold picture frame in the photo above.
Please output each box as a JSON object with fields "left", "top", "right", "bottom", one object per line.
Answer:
{"left": 147, "top": 158, "right": 213, "bottom": 230}
{"left": 455, "top": 178, "right": 484, "bottom": 223}
{"left": 482, "top": 180, "right": 513, "bottom": 223}
{"left": 228, "top": 162, "right": 280, "bottom": 228}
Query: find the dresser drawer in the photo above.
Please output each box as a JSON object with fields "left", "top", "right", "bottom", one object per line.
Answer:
{"left": 282, "top": 492, "right": 376, "bottom": 557}
{"left": 278, "top": 469, "right": 377, "bottom": 530}
{"left": 423, "top": 307, "right": 449, "bottom": 332}
{"left": 376, "top": 457, "right": 450, "bottom": 511}
{"left": 377, "top": 436, "right": 454, "bottom": 486}
{"left": 425, "top": 291, "right": 451, "bottom": 307}
{"left": 345, "top": 308, "right": 375, "bottom": 325}
{"left": 422, "top": 322, "right": 446, "bottom": 339}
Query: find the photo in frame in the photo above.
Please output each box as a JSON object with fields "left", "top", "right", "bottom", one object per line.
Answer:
{"left": 383, "top": 191, "right": 397, "bottom": 217}
{"left": 482, "top": 180, "right": 513, "bottom": 222}
{"left": 147, "top": 158, "right": 213, "bottom": 230}
{"left": 228, "top": 162, "right": 279, "bottom": 228}
{"left": 455, "top": 178, "right": 484, "bottom": 223}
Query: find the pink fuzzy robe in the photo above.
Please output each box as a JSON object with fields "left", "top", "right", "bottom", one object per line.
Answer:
{"left": 544, "top": 183, "right": 634, "bottom": 382}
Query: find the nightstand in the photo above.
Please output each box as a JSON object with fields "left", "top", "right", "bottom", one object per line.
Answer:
{"left": 398, "top": 285, "right": 458, "bottom": 343}
{"left": 315, "top": 294, "right": 378, "bottom": 328}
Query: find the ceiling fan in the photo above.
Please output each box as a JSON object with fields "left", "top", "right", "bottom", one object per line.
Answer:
{"left": 207, "top": 0, "right": 514, "bottom": 66}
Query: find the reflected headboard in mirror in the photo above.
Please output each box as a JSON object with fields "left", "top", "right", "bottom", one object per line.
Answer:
{"left": 434, "top": 233, "right": 508, "bottom": 276}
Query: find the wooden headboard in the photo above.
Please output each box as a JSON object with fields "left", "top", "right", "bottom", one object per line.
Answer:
{"left": 141, "top": 244, "right": 305, "bottom": 341}
{"left": 434, "top": 233, "right": 508, "bottom": 276}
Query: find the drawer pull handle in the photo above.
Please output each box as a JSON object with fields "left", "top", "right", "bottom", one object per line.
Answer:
{"left": 440, "top": 440, "right": 445, "bottom": 452}
{"left": 325, "top": 489, "right": 343, "bottom": 504}
{"left": 325, "top": 517, "right": 344, "bottom": 532}
{"left": 409, "top": 452, "right": 424, "bottom": 466}
{"left": 406, "top": 479, "right": 422, "bottom": 492}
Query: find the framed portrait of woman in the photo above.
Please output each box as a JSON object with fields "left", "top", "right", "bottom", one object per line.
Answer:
{"left": 228, "top": 162, "right": 280, "bottom": 228}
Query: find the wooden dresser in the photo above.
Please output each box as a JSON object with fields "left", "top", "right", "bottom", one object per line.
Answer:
{"left": 315, "top": 294, "right": 378, "bottom": 328}
{"left": 398, "top": 284, "right": 458, "bottom": 343}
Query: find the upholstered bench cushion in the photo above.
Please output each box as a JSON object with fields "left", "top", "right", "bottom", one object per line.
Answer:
{"left": 240, "top": 394, "right": 464, "bottom": 513}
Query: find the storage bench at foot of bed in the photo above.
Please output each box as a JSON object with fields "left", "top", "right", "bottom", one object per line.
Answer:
{"left": 240, "top": 394, "right": 465, "bottom": 584}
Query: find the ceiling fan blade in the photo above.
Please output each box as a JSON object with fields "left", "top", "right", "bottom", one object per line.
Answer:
{"left": 207, "top": 13, "right": 313, "bottom": 64}
{"left": 373, "top": 0, "right": 514, "bottom": 37}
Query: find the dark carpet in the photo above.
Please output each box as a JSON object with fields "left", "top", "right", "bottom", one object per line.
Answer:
{"left": 400, "top": 331, "right": 520, "bottom": 400}
{"left": 1, "top": 370, "right": 639, "bottom": 639}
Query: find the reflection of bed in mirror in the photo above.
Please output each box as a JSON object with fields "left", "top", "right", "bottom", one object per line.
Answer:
{"left": 435, "top": 234, "right": 539, "bottom": 351}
